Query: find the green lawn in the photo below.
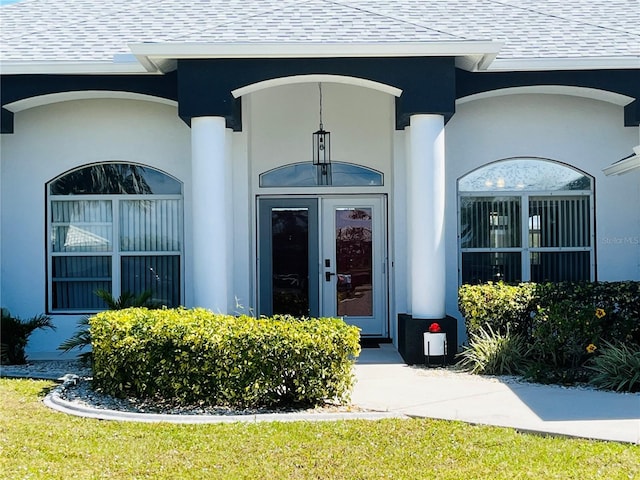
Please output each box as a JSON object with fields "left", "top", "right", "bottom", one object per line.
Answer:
{"left": 1, "top": 379, "right": 638, "bottom": 479}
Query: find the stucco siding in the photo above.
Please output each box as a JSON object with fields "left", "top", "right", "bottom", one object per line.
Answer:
{"left": 248, "top": 82, "right": 394, "bottom": 182}
{"left": 446, "top": 93, "right": 640, "bottom": 336}
{"left": 0, "top": 99, "right": 190, "bottom": 357}
{"left": 1, "top": 87, "right": 638, "bottom": 358}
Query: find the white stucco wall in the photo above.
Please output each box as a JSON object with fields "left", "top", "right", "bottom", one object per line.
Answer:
{"left": 445, "top": 93, "right": 640, "bottom": 337}
{"left": 2, "top": 85, "right": 638, "bottom": 358}
{"left": 248, "top": 83, "right": 394, "bottom": 182}
{"left": 0, "top": 98, "right": 191, "bottom": 358}
{"left": 1, "top": 83, "right": 398, "bottom": 357}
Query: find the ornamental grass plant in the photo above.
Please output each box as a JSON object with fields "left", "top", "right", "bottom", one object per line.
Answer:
{"left": 457, "top": 325, "right": 529, "bottom": 376}
{"left": 587, "top": 341, "right": 640, "bottom": 392}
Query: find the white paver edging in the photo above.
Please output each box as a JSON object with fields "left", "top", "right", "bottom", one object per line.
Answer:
{"left": 43, "top": 375, "right": 405, "bottom": 424}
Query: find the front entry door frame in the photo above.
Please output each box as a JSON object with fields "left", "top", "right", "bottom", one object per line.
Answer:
{"left": 258, "top": 197, "right": 320, "bottom": 318}
{"left": 257, "top": 194, "right": 389, "bottom": 337}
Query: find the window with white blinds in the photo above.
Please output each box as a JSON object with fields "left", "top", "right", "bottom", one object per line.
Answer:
{"left": 48, "top": 164, "right": 183, "bottom": 311}
{"left": 458, "top": 159, "right": 593, "bottom": 284}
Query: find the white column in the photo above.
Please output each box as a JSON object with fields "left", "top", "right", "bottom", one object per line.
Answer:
{"left": 191, "top": 116, "right": 228, "bottom": 313}
{"left": 407, "top": 114, "right": 446, "bottom": 318}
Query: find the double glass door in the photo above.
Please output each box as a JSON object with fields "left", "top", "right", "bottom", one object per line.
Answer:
{"left": 258, "top": 196, "right": 387, "bottom": 337}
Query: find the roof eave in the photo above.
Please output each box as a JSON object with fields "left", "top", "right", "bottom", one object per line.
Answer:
{"left": 0, "top": 58, "right": 154, "bottom": 75}
{"left": 3, "top": 46, "right": 638, "bottom": 76}
{"left": 128, "top": 41, "right": 504, "bottom": 73}
{"left": 603, "top": 146, "right": 640, "bottom": 176}
{"left": 488, "top": 56, "right": 640, "bottom": 72}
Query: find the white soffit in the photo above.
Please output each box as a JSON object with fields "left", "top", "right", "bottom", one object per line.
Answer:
{"left": 603, "top": 146, "right": 640, "bottom": 176}
{"left": 128, "top": 41, "right": 504, "bottom": 73}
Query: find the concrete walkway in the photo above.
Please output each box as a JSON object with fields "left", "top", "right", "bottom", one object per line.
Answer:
{"left": 3, "top": 347, "right": 639, "bottom": 443}
{"left": 353, "top": 344, "right": 640, "bottom": 444}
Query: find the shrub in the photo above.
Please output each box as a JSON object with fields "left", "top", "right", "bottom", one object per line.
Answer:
{"left": 458, "top": 281, "right": 640, "bottom": 388}
{"left": 1, "top": 309, "right": 55, "bottom": 364}
{"left": 91, "top": 308, "right": 361, "bottom": 408}
{"left": 527, "top": 301, "right": 604, "bottom": 370}
{"left": 587, "top": 341, "right": 640, "bottom": 393}
{"left": 535, "top": 282, "right": 640, "bottom": 346}
{"left": 456, "top": 325, "right": 529, "bottom": 375}
{"left": 458, "top": 282, "right": 537, "bottom": 338}
{"left": 58, "top": 289, "right": 159, "bottom": 363}
{"left": 459, "top": 282, "right": 640, "bottom": 347}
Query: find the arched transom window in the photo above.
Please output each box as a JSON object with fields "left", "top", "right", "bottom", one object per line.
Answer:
{"left": 259, "top": 162, "right": 383, "bottom": 187}
{"left": 47, "top": 163, "right": 183, "bottom": 311}
{"left": 458, "top": 158, "right": 594, "bottom": 284}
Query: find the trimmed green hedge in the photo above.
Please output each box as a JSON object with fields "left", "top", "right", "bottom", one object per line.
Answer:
{"left": 459, "top": 281, "right": 640, "bottom": 345}
{"left": 535, "top": 282, "right": 640, "bottom": 346}
{"left": 90, "top": 308, "right": 361, "bottom": 408}
{"left": 458, "top": 282, "right": 537, "bottom": 338}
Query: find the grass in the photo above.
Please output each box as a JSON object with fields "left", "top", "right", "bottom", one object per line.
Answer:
{"left": 1, "top": 379, "right": 638, "bottom": 479}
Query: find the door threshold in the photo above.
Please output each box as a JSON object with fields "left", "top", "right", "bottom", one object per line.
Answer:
{"left": 359, "top": 337, "right": 391, "bottom": 349}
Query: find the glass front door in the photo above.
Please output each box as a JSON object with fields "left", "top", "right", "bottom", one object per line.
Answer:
{"left": 258, "top": 196, "right": 387, "bottom": 337}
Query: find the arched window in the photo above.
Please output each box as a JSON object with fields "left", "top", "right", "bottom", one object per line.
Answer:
{"left": 458, "top": 158, "right": 594, "bottom": 284}
{"left": 47, "top": 163, "right": 183, "bottom": 311}
{"left": 259, "top": 162, "right": 383, "bottom": 187}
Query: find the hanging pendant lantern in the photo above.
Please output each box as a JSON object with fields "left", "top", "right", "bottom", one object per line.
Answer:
{"left": 312, "top": 83, "right": 331, "bottom": 166}
{"left": 312, "top": 127, "right": 330, "bottom": 166}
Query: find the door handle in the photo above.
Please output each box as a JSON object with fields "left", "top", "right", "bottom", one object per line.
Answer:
{"left": 325, "top": 271, "right": 336, "bottom": 282}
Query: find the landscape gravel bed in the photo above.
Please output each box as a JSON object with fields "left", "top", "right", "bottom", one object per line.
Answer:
{"left": 3, "top": 360, "right": 636, "bottom": 418}
{"left": 1, "top": 360, "right": 365, "bottom": 416}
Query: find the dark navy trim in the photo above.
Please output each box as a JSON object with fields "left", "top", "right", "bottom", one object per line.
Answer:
{"left": 1, "top": 108, "right": 13, "bottom": 134}
{"left": 625, "top": 100, "right": 639, "bottom": 127}
{"left": 1, "top": 72, "right": 178, "bottom": 104}
{"left": 177, "top": 57, "right": 457, "bottom": 130}
{"left": 2, "top": 63, "right": 638, "bottom": 134}
{"left": 456, "top": 69, "right": 640, "bottom": 126}
{"left": 0, "top": 73, "right": 178, "bottom": 133}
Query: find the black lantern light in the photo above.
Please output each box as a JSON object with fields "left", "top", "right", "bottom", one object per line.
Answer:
{"left": 312, "top": 83, "right": 331, "bottom": 166}
{"left": 312, "top": 83, "right": 331, "bottom": 185}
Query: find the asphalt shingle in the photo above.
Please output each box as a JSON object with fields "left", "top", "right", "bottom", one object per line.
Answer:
{"left": 0, "top": 0, "right": 638, "bottom": 63}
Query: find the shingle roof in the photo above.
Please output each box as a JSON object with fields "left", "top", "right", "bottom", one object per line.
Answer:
{"left": 1, "top": 0, "right": 638, "bottom": 67}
